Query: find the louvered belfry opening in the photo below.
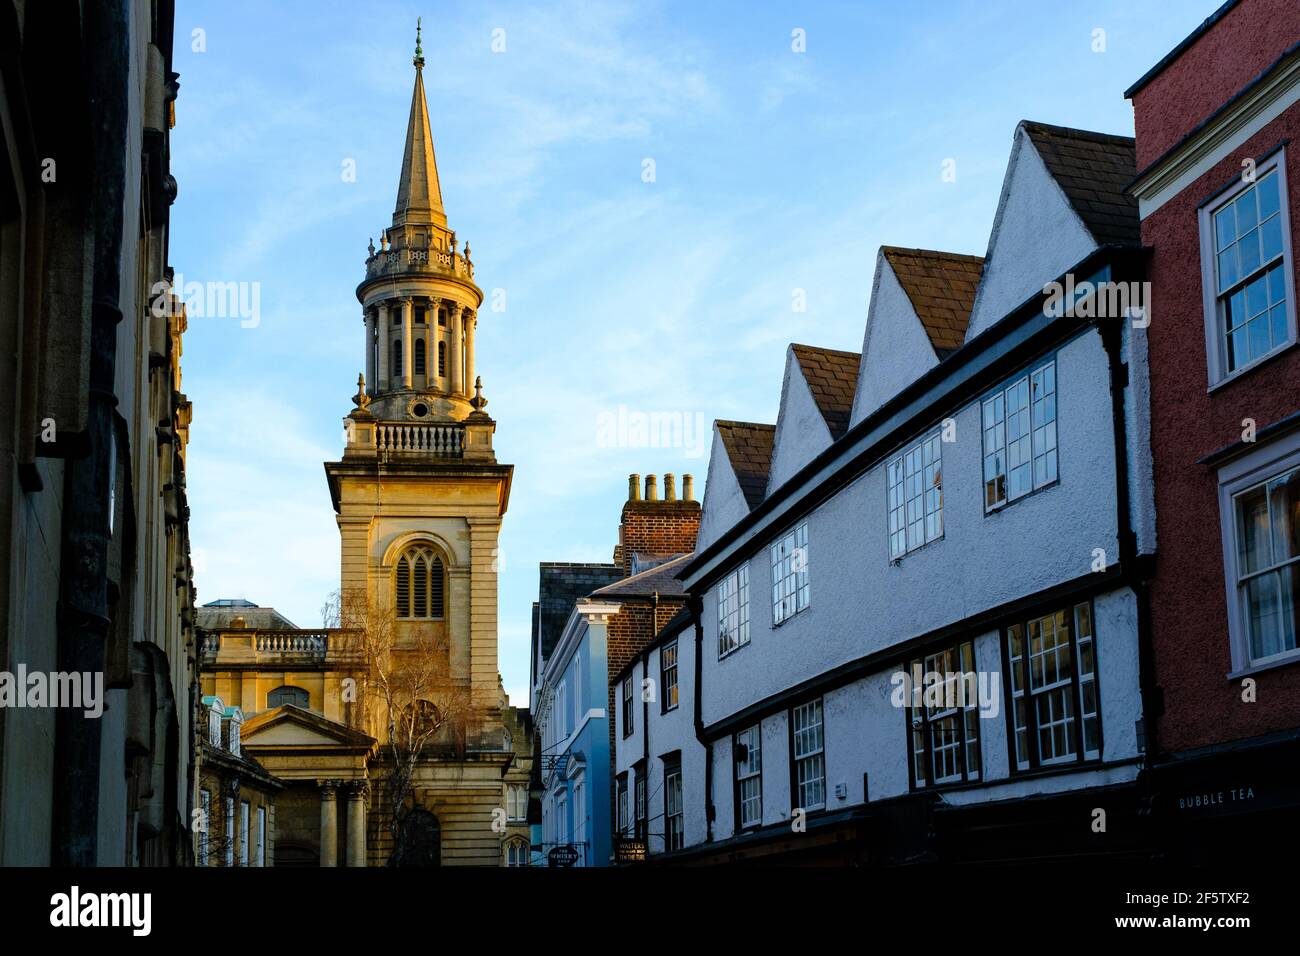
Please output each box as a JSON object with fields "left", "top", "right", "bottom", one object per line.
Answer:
{"left": 395, "top": 544, "right": 446, "bottom": 619}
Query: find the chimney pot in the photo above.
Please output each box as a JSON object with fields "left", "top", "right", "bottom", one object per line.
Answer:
{"left": 645, "top": 474, "right": 659, "bottom": 501}
{"left": 628, "top": 473, "right": 641, "bottom": 501}
{"left": 683, "top": 474, "right": 695, "bottom": 501}
{"left": 664, "top": 473, "right": 677, "bottom": 501}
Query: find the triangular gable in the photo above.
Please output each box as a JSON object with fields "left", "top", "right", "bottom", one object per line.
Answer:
{"left": 964, "top": 122, "right": 1099, "bottom": 342}
{"left": 697, "top": 420, "right": 774, "bottom": 554}
{"left": 851, "top": 249, "right": 974, "bottom": 426}
{"left": 241, "top": 704, "right": 375, "bottom": 752}
{"left": 767, "top": 345, "right": 860, "bottom": 495}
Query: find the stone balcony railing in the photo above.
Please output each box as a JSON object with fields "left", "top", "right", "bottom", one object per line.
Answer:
{"left": 364, "top": 248, "right": 475, "bottom": 283}
{"left": 376, "top": 421, "right": 465, "bottom": 457}
{"left": 199, "top": 628, "right": 359, "bottom": 668}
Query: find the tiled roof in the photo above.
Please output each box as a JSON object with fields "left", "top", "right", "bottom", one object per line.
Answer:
{"left": 1022, "top": 121, "right": 1139, "bottom": 247}
{"left": 715, "top": 420, "right": 775, "bottom": 509}
{"left": 537, "top": 562, "right": 622, "bottom": 660}
{"left": 590, "top": 552, "right": 694, "bottom": 599}
{"left": 791, "top": 344, "right": 861, "bottom": 440}
{"left": 881, "top": 247, "right": 983, "bottom": 358}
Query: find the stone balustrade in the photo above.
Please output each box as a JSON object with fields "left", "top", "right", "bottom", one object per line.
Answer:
{"left": 376, "top": 421, "right": 464, "bottom": 456}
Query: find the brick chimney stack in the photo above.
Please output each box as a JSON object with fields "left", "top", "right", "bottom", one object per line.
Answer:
{"left": 614, "top": 472, "right": 701, "bottom": 577}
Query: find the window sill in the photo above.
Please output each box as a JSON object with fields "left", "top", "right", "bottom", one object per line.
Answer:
{"left": 982, "top": 478, "right": 1061, "bottom": 517}
{"left": 773, "top": 606, "right": 810, "bottom": 629}
{"left": 1226, "top": 648, "right": 1300, "bottom": 680}
{"left": 718, "top": 641, "right": 751, "bottom": 662}
{"left": 1208, "top": 338, "right": 1298, "bottom": 393}
{"left": 889, "top": 534, "right": 945, "bottom": 566}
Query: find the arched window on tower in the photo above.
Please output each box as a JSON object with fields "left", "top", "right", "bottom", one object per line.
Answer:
{"left": 415, "top": 338, "right": 426, "bottom": 376}
{"left": 395, "top": 545, "right": 446, "bottom": 619}
{"left": 437, "top": 341, "right": 446, "bottom": 377}
{"left": 392, "top": 339, "right": 403, "bottom": 380}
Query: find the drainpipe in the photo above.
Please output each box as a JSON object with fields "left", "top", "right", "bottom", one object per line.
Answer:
{"left": 51, "top": 0, "right": 130, "bottom": 867}
{"left": 1095, "top": 290, "right": 1161, "bottom": 766}
{"left": 689, "top": 594, "right": 713, "bottom": 842}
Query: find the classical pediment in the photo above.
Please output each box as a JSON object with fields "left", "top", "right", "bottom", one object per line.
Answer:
{"left": 241, "top": 704, "right": 376, "bottom": 753}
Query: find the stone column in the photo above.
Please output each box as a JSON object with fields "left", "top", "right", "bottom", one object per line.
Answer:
{"left": 464, "top": 308, "right": 476, "bottom": 395}
{"left": 377, "top": 302, "right": 390, "bottom": 389}
{"left": 450, "top": 303, "right": 464, "bottom": 396}
{"left": 364, "top": 309, "right": 376, "bottom": 394}
{"left": 401, "top": 297, "right": 414, "bottom": 390}
{"left": 318, "top": 780, "right": 339, "bottom": 867}
{"left": 346, "top": 783, "right": 369, "bottom": 867}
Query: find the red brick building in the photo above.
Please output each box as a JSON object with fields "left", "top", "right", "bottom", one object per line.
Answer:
{"left": 1128, "top": 0, "right": 1300, "bottom": 859}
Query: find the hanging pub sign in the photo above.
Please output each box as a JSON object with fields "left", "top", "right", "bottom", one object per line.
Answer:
{"left": 548, "top": 844, "right": 580, "bottom": 867}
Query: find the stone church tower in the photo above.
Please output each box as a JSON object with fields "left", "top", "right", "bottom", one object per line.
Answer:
{"left": 197, "top": 26, "right": 530, "bottom": 868}
{"left": 321, "top": 23, "right": 517, "bottom": 863}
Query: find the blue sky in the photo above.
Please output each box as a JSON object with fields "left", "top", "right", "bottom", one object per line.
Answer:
{"left": 172, "top": 0, "right": 1212, "bottom": 705}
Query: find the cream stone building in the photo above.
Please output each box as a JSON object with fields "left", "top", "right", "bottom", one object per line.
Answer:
{"left": 198, "top": 26, "right": 528, "bottom": 867}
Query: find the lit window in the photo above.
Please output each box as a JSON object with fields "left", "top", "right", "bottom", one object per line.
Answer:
{"left": 770, "top": 523, "right": 810, "bottom": 625}
{"left": 982, "top": 359, "right": 1057, "bottom": 511}
{"left": 888, "top": 431, "right": 943, "bottom": 559}
{"left": 906, "top": 641, "right": 981, "bottom": 788}
{"left": 1006, "top": 603, "right": 1100, "bottom": 770}
{"left": 661, "top": 641, "right": 678, "bottom": 712}
{"left": 1202, "top": 156, "right": 1295, "bottom": 383}
{"left": 717, "top": 565, "right": 750, "bottom": 657}
{"left": 791, "top": 700, "right": 825, "bottom": 811}
{"left": 734, "top": 725, "right": 762, "bottom": 829}
{"left": 394, "top": 545, "right": 445, "bottom": 619}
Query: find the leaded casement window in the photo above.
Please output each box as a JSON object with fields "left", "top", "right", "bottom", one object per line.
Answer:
{"left": 394, "top": 545, "right": 445, "bottom": 619}
{"left": 267, "top": 685, "right": 309, "bottom": 709}
{"left": 982, "top": 359, "right": 1058, "bottom": 511}
{"left": 770, "top": 523, "right": 810, "bottom": 625}
{"left": 888, "top": 431, "right": 943, "bottom": 558}
{"left": 791, "top": 699, "right": 825, "bottom": 811}
{"left": 506, "top": 784, "right": 528, "bottom": 822}
{"left": 1005, "top": 602, "right": 1100, "bottom": 770}
{"left": 1202, "top": 154, "right": 1296, "bottom": 383}
{"left": 905, "top": 641, "right": 981, "bottom": 788}
{"left": 634, "top": 765, "right": 648, "bottom": 841}
{"left": 506, "top": 837, "right": 529, "bottom": 867}
{"left": 616, "top": 774, "right": 630, "bottom": 836}
{"left": 734, "top": 725, "right": 762, "bottom": 830}
{"left": 414, "top": 338, "right": 426, "bottom": 375}
{"left": 663, "top": 757, "right": 684, "bottom": 851}
{"left": 199, "top": 790, "right": 211, "bottom": 866}
{"left": 717, "top": 564, "right": 750, "bottom": 657}
{"left": 1231, "top": 464, "right": 1300, "bottom": 665}
{"left": 621, "top": 675, "right": 634, "bottom": 738}
{"left": 661, "top": 641, "right": 679, "bottom": 712}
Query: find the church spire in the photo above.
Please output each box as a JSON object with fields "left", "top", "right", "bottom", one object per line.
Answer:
{"left": 393, "top": 18, "right": 446, "bottom": 228}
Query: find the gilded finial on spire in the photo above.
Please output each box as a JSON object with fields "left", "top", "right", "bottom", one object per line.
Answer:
{"left": 414, "top": 17, "right": 424, "bottom": 68}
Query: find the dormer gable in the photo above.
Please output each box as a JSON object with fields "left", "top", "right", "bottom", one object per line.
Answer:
{"left": 965, "top": 121, "right": 1138, "bottom": 341}
{"left": 767, "top": 344, "right": 860, "bottom": 495}
{"left": 851, "top": 247, "right": 981, "bottom": 426}
{"left": 696, "top": 420, "right": 774, "bottom": 554}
